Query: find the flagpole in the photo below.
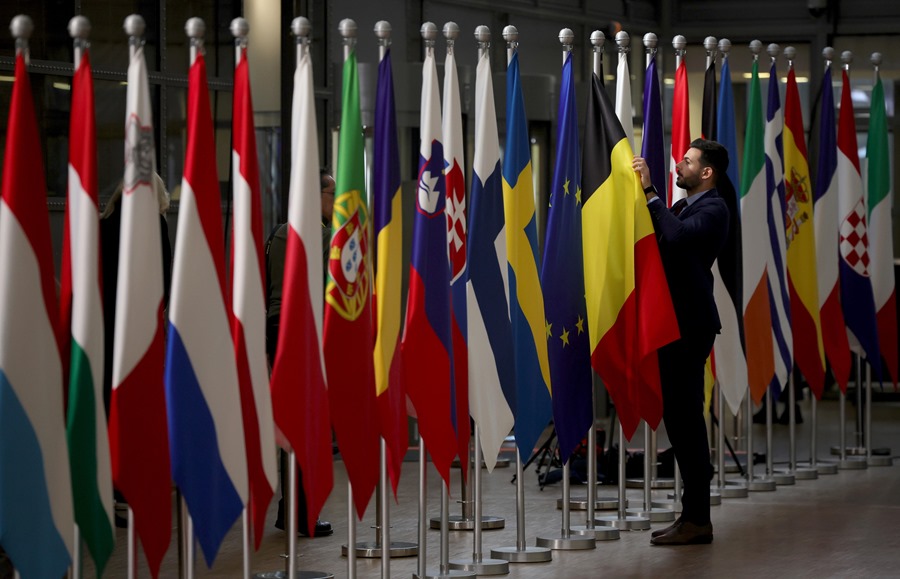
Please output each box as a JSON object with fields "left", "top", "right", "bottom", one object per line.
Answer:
{"left": 597, "top": 425, "right": 650, "bottom": 530}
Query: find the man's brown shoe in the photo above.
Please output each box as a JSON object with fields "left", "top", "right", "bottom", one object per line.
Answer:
{"left": 650, "top": 521, "right": 713, "bottom": 545}
{"left": 651, "top": 517, "right": 682, "bottom": 538}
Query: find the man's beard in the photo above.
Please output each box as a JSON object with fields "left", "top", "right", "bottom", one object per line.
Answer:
{"left": 675, "top": 174, "right": 686, "bottom": 189}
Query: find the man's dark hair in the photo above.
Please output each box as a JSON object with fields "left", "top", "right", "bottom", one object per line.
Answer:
{"left": 689, "top": 138, "right": 729, "bottom": 180}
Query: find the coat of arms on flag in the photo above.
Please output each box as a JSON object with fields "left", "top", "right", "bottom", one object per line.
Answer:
{"left": 327, "top": 198, "right": 369, "bottom": 320}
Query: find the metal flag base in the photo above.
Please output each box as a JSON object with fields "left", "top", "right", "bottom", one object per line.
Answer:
{"left": 568, "top": 525, "right": 621, "bottom": 540}
{"left": 557, "top": 496, "right": 619, "bottom": 510}
{"left": 868, "top": 456, "right": 893, "bottom": 466}
{"left": 416, "top": 570, "right": 476, "bottom": 579}
{"left": 447, "top": 558, "right": 509, "bottom": 575}
{"left": 626, "top": 478, "right": 674, "bottom": 489}
{"left": 651, "top": 498, "right": 683, "bottom": 512}
{"left": 745, "top": 476, "right": 777, "bottom": 491}
{"left": 491, "top": 545, "right": 554, "bottom": 562}
{"left": 830, "top": 445, "right": 867, "bottom": 456}
{"left": 837, "top": 457, "right": 868, "bottom": 469}
{"left": 666, "top": 491, "right": 722, "bottom": 505}
{"left": 625, "top": 508, "right": 676, "bottom": 522}
{"left": 340, "top": 541, "right": 418, "bottom": 558}
{"left": 710, "top": 483, "right": 748, "bottom": 498}
{"left": 798, "top": 461, "right": 838, "bottom": 475}
{"left": 772, "top": 472, "right": 796, "bottom": 485}
{"left": 430, "top": 515, "right": 505, "bottom": 530}
{"left": 254, "top": 571, "right": 333, "bottom": 579}
{"left": 534, "top": 533, "right": 596, "bottom": 550}
{"left": 594, "top": 515, "right": 651, "bottom": 531}
{"left": 779, "top": 467, "right": 818, "bottom": 480}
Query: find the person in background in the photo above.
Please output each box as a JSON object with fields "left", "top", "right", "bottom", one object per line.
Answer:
{"left": 633, "top": 140, "right": 730, "bottom": 546}
{"left": 266, "top": 170, "right": 335, "bottom": 537}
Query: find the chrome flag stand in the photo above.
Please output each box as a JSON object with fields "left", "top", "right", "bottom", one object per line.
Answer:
{"left": 596, "top": 424, "right": 650, "bottom": 531}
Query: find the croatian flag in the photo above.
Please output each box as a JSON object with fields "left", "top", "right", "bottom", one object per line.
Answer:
{"left": 467, "top": 48, "right": 515, "bottom": 471}
{"left": 0, "top": 50, "right": 74, "bottom": 579}
{"left": 401, "top": 41, "right": 458, "bottom": 485}
{"left": 165, "top": 52, "right": 248, "bottom": 565}
{"left": 231, "top": 44, "right": 277, "bottom": 549}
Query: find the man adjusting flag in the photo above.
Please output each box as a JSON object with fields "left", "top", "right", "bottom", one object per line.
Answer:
{"left": 166, "top": 47, "right": 248, "bottom": 565}
{"left": 0, "top": 38, "right": 74, "bottom": 579}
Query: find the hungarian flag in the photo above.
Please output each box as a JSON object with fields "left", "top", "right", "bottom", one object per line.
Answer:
{"left": 712, "top": 52, "right": 748, "bottom": 415}
{"left": 165, "top": 52, "right": 248, "bottom": 566}
{"left": 741, "top": 56, "right": 776, "bottom": 404}
{"left": 109, "top": 41, "right": 171, "bottom": 578}
{"left": 783, "top": 63, "right": 827, "bottom": 397}
{"left": 764, "top": 56, "right": 793, "bottom": 394}
{"left": 443, "top": 43, "right": 470, "bottom": 477}
{"left": 542, "top": 51, "right": 593, "bottom": 463}
{"left": 270, "top": 39, "right": 333, "bottom": 534}
{"left": 401, "top": 43, "right": 458, "bottom": 486}
{"left": 324, "top": 46, "right": 379, "bottom": 518}
{"left": 231, "top": 44, "right": 277, "bottom": 549}
{"left": 467, "top": 49, "right": 516, "bottom": 471}
{"left": 372, "top": 48, "right": 407, "bottom": 493}
{"left": 813, "top": 60, "right": 852, "bottom": 392}
{"left": 0, "top": 50, "right": 74, "bottom": 579}
{"left": 61, "top": 47, "right": 115, "bottom": 573}
{"left": 867, "top": 69, "right": 899, "bottom": 387}
{"left": 837, "top": 67, "right": 882, "bottom": 384}
{"left": 504, "top": 49, "right": 553, "bottom": 459}
{"left": 670, "top": 57, "right": 690, "bottom": 206}
{"left": 582, "top": 71, "right": 679, "bottom": 440}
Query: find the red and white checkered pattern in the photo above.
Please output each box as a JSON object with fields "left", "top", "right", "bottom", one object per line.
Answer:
{"left": 840, "top": 199, "right": 870, "bottom": 276}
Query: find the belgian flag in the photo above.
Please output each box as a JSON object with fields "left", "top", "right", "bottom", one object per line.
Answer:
{"left": 581, "top": 73, "right": 679, "bottom": 440}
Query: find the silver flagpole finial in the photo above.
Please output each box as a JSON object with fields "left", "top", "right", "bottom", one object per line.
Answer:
{"left": 560, "top": 28, "right": 574, "bottom": 50}
{"left": 230, "top": 17, "right": 249, "bottom": 41}
{"left": 123, "top": 14, "right": 145, "bottom": 38}
{"left": 749, "top": 39, "right": 762, "bottom": 59}
{"left": 421, "top": 21, "right": 438, "bottom": 54}
{"left": 292, "top": 16, "right": 311, "bottom": 39}
{"left": 871, "top": 51, "right": 882, "bottom": 68}
{"left": 475, "top": 25, "right": 491, "bottom": 59}
{"left": 591, "top": 30, "right": 606, "bottom": 51}
{"left": 704, "top": 36, "right": 718, "bottom": 53}
{"left": 185, "top": 17, "right": 205, "bottom": 62}
{"left": 673, "top": 35, "right": 686, "bottom": 52}
{"left": 502, "top": 25, "right": 518, "bottom": 46}
{"left": 822, "top": 46, "right": 835, "bottom": 63}
{"left": 443, "top": 21, "right": 459, "bottom": 56}
{"left": 767, "top": 43, "right": 780, "bottom": 61}
{"left": 643, "top": 32, "right": 658, "bottom": 50}
{"left": 376, "top": 20, "right": 392, "bottom": 61}
{"left": 11, "top": 14, "right": 33, "bottom": 57}
{"left": 68, "top": 15, "right": 90, "bottom": 40}
{"left": 718, "top": 38, "right": 731, "bottom": 58}
{"left": 784, "top": 45, "right": 796, "bottom": 67}
{"left": 841, "top": 50, "right": 853, "bottom": 71}
{"left": 339, "top": 18, "right": 357, "bottom": 38}
{"left": 616, "top": 30, "right": 630, "bottom": 53}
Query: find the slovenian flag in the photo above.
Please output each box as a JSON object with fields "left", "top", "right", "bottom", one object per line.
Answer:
{"left": 109, "top": 39, "right": 171, "bottom": 578}
{"left": 0, "top": 49, "right": 74, "bottom": 579}
{"left": 270, "top": 37, "right": 333, "bottom": 533}
{"left": 231, "top": 43, "right": 277, "bottom": 549}
{"left": 165, "top": 52, "right": 248, "bottom": 565}
{"left": 61, "top": 44, "right": 115, "bottom": 573}
{"left": 542, "top": 51, "right": 592, "bottom": 463}
{"left": 504, "top": 48, "right": 553, "bottom": 460}
{"left": 466, "top": 47, "right": 516, "bottom": 471}
{"left": 401, "top": 40, "right": 458, "bottom": 485}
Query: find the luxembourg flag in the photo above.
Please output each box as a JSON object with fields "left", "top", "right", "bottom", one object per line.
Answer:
{"left": 0, "top": 49, "right": 74, "bottom": 579}
{"left": 231, "top": 43, "right": 277, "bottom": 549}
{"left": 165, "top": 52, "right": 248, "bottom": 565}
{"left": 61, "top": 45, "right": 115, "bottom": 573}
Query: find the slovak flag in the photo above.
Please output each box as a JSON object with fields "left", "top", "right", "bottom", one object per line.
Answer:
{"left": 165, "top": 52, "right": 248, "bottom": 565}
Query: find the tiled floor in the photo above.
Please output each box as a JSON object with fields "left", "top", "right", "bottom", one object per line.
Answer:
{"left": 94, "top": 395, "right": 900, "bottom": 578}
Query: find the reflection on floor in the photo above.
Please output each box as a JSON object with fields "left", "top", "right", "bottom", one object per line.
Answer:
{"left": 93, "top": 396, "right": 899, "bottom": 578}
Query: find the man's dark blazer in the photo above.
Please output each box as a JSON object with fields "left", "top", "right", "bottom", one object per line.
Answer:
{"left": 646, "top": 189, "right": 730, "bottom": 339}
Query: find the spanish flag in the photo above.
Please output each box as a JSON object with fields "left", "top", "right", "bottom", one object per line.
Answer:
{"left": 581, "top": 73, "right": 679, "bottom": 440}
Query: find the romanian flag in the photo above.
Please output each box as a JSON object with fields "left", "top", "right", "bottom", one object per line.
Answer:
{"left": 783, "top": 62, "right": 826, "bottom": 397}
{"left": 372, "top": 48, "right": 406, "bottom": 493}
{"left": 542, "top": 51, "right": 593, "bottom": 464}
{"left": 324, "top": 46, "right": 379, "bottom": 517}
{"left": 61, "top": 46, "right": 115, "bottom": 573}
{"left": 741, "top": 56, "right": 776, "bottom": 404}
{"left": 0, "top": 50, "right": 74, "bottom": 579}
{"left": 401, "top": 43, "right": 458, "bottom": 486}
{"left": 270, "top": 39, "right": 333, "bottom": 534}
{"left": 231, "top": 44, "right": 277, "bottom": 549}
{"left": 582, "top": 71, "right": 679, "bottom": 440}
{"left": 165, "top": 52, "right": 248, "bottom": 565}
{"left": 443, "top": 43, "right": 470, "bottom": 477}
{"left": 867, "top": 70, "right": 899, "bottom": 387}
{"left": 837, "top": 67, "right": 882, "bottom": 384}
{"left": 764, "top": 56, "right": 793, "bottom": 394}
{"left": 670, "top": 57, "right": 690, "bottom": 206}
{"left": 713, "top": 52, "right": 748, "bottom": 414}
{"left": 504, "top": 49, "right": 552, "bottom": 459}
{"left": 467, "top": 48, "right": 516, "bottom": 471}
{"left": 813, "top": 59, "right": 852, "bottom": 392}
{"left": 109, "top": 41, "right": 171, "bottom": 577}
